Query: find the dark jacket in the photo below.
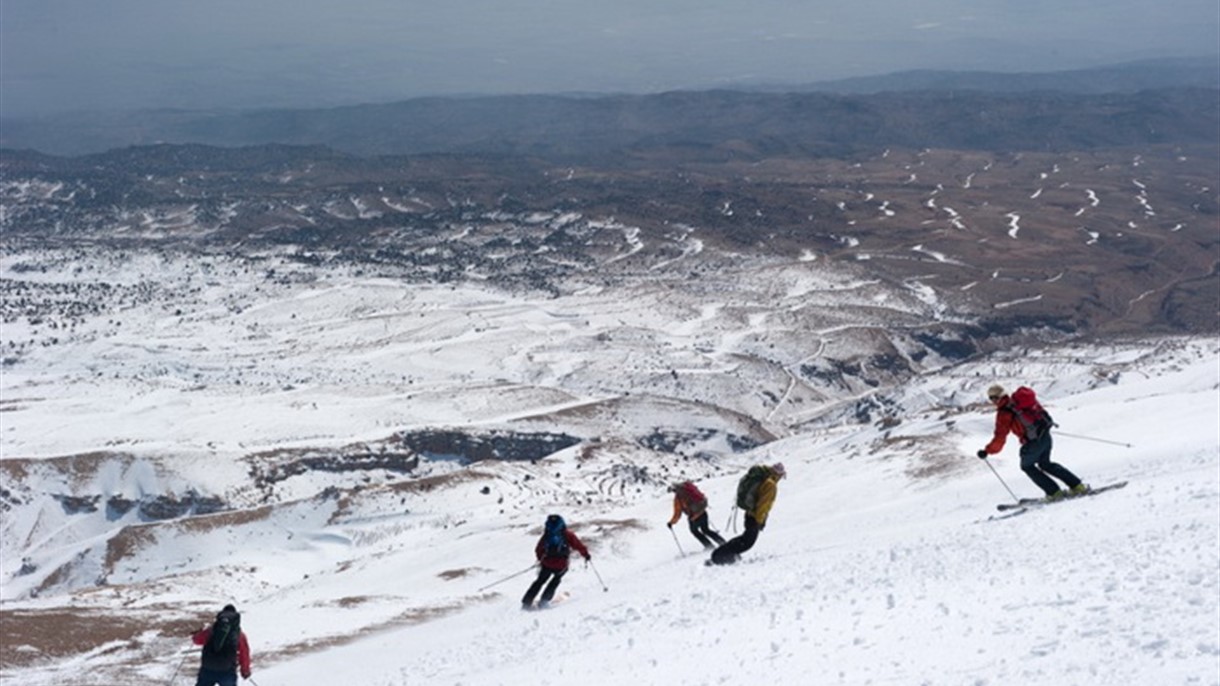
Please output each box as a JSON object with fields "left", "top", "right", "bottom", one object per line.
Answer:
{"left": 193, "top": 626, "right": 252, "bottom": 678}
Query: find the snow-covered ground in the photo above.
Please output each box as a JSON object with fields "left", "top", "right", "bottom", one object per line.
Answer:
{"left": 3, "top": 332, "right": 1217, "bottom": 685}
{"left": 1, "top": 245, "right": 1217, "bottom": 685}
{"left": 251, "top": 338, "right": 1220, "bottom": 686}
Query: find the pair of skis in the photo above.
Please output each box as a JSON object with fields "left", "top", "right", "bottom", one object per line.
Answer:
{"left": 991, "top": 480, "right": 1128, "bottom": 519}
{"left": 522, "top": 592, "right": 571, "bottom": 611}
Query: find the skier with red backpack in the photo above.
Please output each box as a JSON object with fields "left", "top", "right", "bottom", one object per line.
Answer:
{"left": 977, "top": 384, "right": 1089, "bottom": 502}
{"left": 521, "top": 514, "right": 591, "bottom": 610}
{"left": 667, "top": 480, "right": 726, "bottom": 550}
{"left": 191, "top": 604, "right": 252, "bottom": 685}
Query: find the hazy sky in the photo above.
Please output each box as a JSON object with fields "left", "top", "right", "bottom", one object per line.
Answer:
{"left": 2, "top": 0, "right": 1217, "bottom": 116}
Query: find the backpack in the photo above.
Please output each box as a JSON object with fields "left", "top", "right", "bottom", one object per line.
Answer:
{"left": 542, "top": 515, "right": 570, "bottom": 558}
{"left": 1007, "top": 386, "right": 1054, "bottom": 440}
{"left": 675, "top": 481, "right": 707, "bottom": 515}
{"left": 735, "top": 465, "right": 770, "bottom": 510}
{"left": 203, "top": 609, "right": 240, "bottom": 665}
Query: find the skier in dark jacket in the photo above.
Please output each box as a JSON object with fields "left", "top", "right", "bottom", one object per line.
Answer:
{"left": 667, "top": 481, "right": 725, "bottom": 550}
{"left": 522, "top": 514, "right": 591, "bottom": 609}
{"left": 191, "top": 604, "right": 252, "bottom": 685}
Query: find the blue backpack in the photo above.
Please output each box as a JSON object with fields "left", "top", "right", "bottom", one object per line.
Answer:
{"left": 543, "top": 515, "right": 571, "bottom": 558}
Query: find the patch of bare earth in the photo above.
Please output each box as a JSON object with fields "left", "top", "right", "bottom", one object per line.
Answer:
{"left": 869, "top": 433, "right": 973, "bottom": 481}
{"left": 1, "top": 594, "right": 498, "bottom": 681}
{"left": 0, "top": 606, "right": 198, "bottom": 671}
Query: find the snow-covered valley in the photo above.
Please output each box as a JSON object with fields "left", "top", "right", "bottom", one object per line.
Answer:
{"left": 1, "top": 240, "right": 1217, "bottom": 685}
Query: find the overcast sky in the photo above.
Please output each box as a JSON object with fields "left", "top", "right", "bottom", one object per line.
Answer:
{"left": 2, "top": 0, "right": 1217, "bottom": 117}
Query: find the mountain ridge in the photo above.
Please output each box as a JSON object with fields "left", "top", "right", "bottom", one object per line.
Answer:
{"left": 2, "top": 57, "right": 1216, "bottom": 157}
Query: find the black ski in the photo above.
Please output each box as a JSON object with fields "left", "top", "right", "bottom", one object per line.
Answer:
{"left": 995, "top": 481, "right": 1129, "bottom": 512}
{"left": 996, "top": 497, "right": 1044, "bottom": 512}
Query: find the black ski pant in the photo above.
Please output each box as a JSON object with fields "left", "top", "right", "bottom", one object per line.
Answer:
{"left": 688, "top": 512, "right": 726, "bottom": 550}
{"left": 195, "top": 668, "right": 238, "bottom": 686}
{"left": 1020, "top": 431, "right": 1082, "bottom": 496}
{"left": 522, "top": 566, "right": 566, "bottom": 606}
{"left": 709, "top": 514, "right": 761, "bottom": 565}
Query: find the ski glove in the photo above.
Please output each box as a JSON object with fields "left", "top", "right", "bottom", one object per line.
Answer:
{"left": 976, "top": 449, "right": 988, "bottom": 459}
{"left": 666, "top": 522, "right": 673, "bottom": 529}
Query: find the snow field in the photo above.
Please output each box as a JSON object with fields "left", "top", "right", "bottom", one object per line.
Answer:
{"left": 255, "top": 349, "right": 1220, "bottom": 685}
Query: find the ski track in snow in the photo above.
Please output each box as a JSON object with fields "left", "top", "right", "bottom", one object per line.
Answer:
{"left": 24, "top": 341, "right": 1210, "bottom": 686}
{"left": 261, "top": 410, "right": 1220, "bottom": 686}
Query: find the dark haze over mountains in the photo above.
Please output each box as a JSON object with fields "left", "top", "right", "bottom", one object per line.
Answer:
{"left": 2, "top": 58, "right": 1217, "bottom": 158}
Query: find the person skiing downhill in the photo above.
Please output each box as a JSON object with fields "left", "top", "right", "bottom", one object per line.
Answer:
{"left": 977, "top": 384, "right": 1089, "bottom": 501}
{"left": 522, "top": 514, "right": 591, "bottom": 609}
{"left": 667, "top": 480, "right": 726, "bottom": 550}
{"left": 191, "top": 604, "right": 252, "bottom": 685}
{"left": 709, "top": 463, "right": 785, "bottom": 565}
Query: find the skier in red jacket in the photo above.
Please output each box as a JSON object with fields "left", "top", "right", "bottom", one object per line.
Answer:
{"left": 522, "top": 514, "right": 590, "bottom": 610}
{"left": 667, "top": 481, "right": 725, "bottom": 550}
{"left": 977, "top": 384, "right": 1088, "bottom": 501}
{"left": 192, "top": 604, "right": 252, "bottom": 685}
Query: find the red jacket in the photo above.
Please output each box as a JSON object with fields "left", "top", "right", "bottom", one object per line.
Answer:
{"left": 983, "top": 396, "right": 1027, "bottom": 455}
{"left": 535, "top": 528, "right": 590, "bottom": 571}
{"left": 193, "top": 626, "right": 252, "bottom": 678}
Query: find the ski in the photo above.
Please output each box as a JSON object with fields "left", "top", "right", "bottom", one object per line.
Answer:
{"left": 996, "top": 497, "right": 1044, "bottom": 512}
{"left": 527, "top": 592, "right": 571, "bottom": 610}
{"left": 995, "top": 480, "right": 1129, "bottom": 512}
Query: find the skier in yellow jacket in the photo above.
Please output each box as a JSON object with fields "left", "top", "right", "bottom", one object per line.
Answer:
{"left": 709, "top": 463, "right": 785, "bottom": 565}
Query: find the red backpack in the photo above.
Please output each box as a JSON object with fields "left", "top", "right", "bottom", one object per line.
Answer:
{"left": 675, "top": 481, "right": 708, "bottom": 515}
{"left": 1007, "top": 386, "right": 1055, "bottom": 440}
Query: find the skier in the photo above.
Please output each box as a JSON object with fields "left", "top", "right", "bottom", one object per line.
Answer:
{"left": 522, "top": 514, "right": 591, "bottom": 610}
{"left": 977, "top": 384, "right": 1089, "bottom": 501}
{"left": 709, "top": 463, "right": 785, "bottom": 565}
{"left": 191, "top": 604, "right": 252, "bottom": 685}
{"left": 667, "top": 480, "right": 726, "bottom": 550}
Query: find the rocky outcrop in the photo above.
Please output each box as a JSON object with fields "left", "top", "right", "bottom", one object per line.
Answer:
{"left": 397, "top": 430, "right": 583, "bottom": 464}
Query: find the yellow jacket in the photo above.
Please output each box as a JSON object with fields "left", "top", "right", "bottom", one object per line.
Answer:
{"left": 750, "top": 474, "right": 779, "bottom": 525}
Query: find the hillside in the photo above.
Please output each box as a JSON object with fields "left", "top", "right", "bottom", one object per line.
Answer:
{"left": 1, "top": 61, "right": 1218, "bottom": 684}
{"left": 2, "top": 330, "right": 1216, "bottom": 684}
{"left": 3, "top": 87, "right": 1218, "bottom": 160}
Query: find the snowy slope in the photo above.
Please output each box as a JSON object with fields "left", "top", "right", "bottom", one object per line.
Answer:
{"left": 251, "top": 339, "right": 1220, "bottom": 686}
{"left": 4, "top": 336, "right": 1217, "bottom": 686}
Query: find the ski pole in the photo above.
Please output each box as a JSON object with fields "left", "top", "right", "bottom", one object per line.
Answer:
{"left": 166, "top": 649, "right": 191, "bottom": 685}
{"left": 1053, "top": 431, "right": 1133, "bottom": 448}
{"left": 165, "top": 644, "right": 196, "bottom": 678}
{"left": 668, "top": 525, "right": 686, "bottom": 557}
{"left": 587, "top": 559, "right": 609, "bottom": 592}
{"left": 477, "top": 563, "right": 538, "bottom": 592}
{"left": 725, "top": 507, "right": 737, "bottom": 534}
{"left": 982, "top": 457, "right": 1022, "bottom": 505}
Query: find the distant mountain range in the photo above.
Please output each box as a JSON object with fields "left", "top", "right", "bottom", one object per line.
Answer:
{"left": 2, "top": 58, "right": 1216, "bottom": 158}
{"left": 778, "top": 56, "right": 1220, "bottom": 94}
